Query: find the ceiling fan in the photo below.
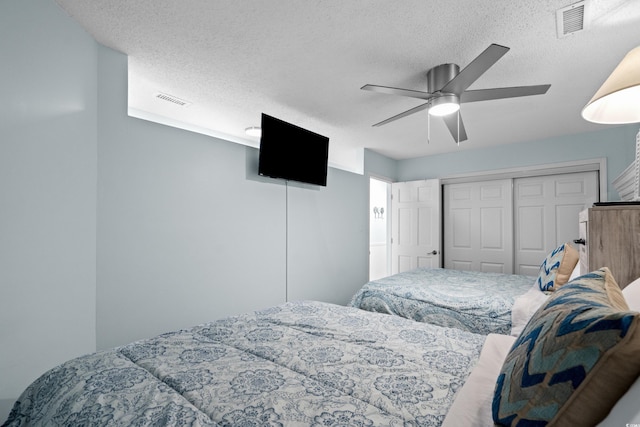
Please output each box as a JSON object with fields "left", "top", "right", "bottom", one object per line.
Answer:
{"left": 361, "top": 43, "right": 551, "bottom": 143}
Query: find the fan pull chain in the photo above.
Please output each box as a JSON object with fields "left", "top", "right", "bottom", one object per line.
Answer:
{"left": 456, "top": 110, "right": 460, "bottom": 146}
{"left": 427, "top": 111, "right": 431, "bottom": 144}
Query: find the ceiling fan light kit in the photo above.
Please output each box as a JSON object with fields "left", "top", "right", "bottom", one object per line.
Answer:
{"left": 362, "top": 43, "right": 551, "bottom": 143}
{"left": 429, "top": 94, "right": 460, "bottom": 117}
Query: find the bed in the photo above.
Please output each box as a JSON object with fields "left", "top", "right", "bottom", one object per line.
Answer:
{"left": 3, "top": 300, "right": 486, "bottom": 426}
{"left": 349, "top": 267, "right": 536, "bottom": 335}
{"left": 4, "top": 269, "right": 640, "bottom": 426}
{"left": 350, "top": 243, "right": 582, "bottom": 335}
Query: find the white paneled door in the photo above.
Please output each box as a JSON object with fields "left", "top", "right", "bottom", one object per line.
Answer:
{"left": 444, "top": 179, "right": 514, "bottom": 273}
{"left": 514, "top": 171, "right": 599, "bottom": 275}
{"left": 391, "top": 179, "right": 441, "bottom": 274}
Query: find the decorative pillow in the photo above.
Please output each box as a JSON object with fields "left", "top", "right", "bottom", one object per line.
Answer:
{"left": 536, "top": 243, "right": 579, "bottom": 292}
{"left": 493, "top": 268, "right": 640, "bottom": 426}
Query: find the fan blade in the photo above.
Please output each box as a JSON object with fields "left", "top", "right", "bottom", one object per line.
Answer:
{"left": 440, "top": 44, "right": 510, "bottom": 94}
{"left": 442, "top": 112, "right": 468, "bottom": 143}
{"left": 461, "top": 84, "right": 551, "bottom": 103}
{"left": 372, "top": 102, "right": 430, "bottom": 127}
{"left": 361, "top": 84, "right": 433, "bottom": 100}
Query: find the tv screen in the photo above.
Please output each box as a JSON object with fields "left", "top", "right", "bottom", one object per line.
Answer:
{"left": 258, "top": 113, "right": 329, "bottom": 186}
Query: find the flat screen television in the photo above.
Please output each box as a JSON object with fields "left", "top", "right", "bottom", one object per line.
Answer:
{"left": 258, "top": 113, "right": 329, "bottom": 186}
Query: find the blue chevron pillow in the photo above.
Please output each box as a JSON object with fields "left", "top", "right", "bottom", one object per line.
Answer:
{"left": 493, "top": 268, "right": 640, "bottom": 426}
{"left": 536, "top": 243, "right": 579, "bottom": 292}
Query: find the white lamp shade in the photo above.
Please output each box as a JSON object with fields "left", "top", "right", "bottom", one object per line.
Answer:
{"left": 582, "top": 45, "right": 640, "bottom": 124}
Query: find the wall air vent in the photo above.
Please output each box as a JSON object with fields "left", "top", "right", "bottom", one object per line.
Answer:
{"left": 556, "top": 1, "right": 587, "bottom": 38}
{"left": 154, "top": 92, "right": 192, "bottom": 107}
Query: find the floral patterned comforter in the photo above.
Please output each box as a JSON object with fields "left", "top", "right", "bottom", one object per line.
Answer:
{"left": 3, "top": 301, "right": 486, "bottom": 427}
{"left": 349, "top": 268, "right": 535, "bottom": 335}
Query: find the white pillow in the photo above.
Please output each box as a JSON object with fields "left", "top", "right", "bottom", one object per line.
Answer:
{"left": 597, "top": 375, "right": 640, "bottom": 426}
{"left": 510, "top": 284, "right": 549, "bottom": 336}
{"left": 623, "top": 277, "right": 640, "bottom": 312}
{"left": 442, "top": 333, "right": 640, "bottom": 427}
{"left": 441, "top": 334, "right": 515, "bottom": 427}
{"left": 569, "top": 262, "right": 582, "bottom": 281}
{"left": 509, "top": 264, "right": 580, "bottom": 337}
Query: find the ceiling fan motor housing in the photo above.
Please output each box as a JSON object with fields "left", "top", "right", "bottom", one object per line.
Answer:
{"left": 427, "top": 63, "right": 460, "bottom": 94}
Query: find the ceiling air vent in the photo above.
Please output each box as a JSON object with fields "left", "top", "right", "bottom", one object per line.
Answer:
{"left": 556, "top": 1, "right": 587, "bottom": 38}
{"left": 154, "top": 92, "right": 191, "bottom": 107}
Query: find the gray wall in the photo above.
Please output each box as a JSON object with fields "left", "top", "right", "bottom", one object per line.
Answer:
{"left": 397, "top": 126, "right": 637, "bottom": 201}
{"left": 0, "top": 0, "right": 98, "bottom": 413}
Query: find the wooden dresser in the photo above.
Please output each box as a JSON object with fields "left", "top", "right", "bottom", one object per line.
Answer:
{"left": 577, "top": 205, "right": 640, "bottom": 289}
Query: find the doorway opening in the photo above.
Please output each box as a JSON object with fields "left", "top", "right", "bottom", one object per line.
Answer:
{"left": 369, "top": 177, "right": 391, "bottom": 280}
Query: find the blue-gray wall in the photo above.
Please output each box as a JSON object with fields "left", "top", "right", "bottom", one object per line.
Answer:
{"left": 364, "top": 148, "right": 399, "bottom": 182}
{"left": 1, "top": 1, "right": 372, "bottom": 417}
{"left": 96, "top": 46, "right": 288, "bottom": 349}
{"left": 397, "top": 126, "right": 637, "bottom": 201}
{"left": 0, "top": 0, "right": 98, "bottom": 415}
{"left": 96, "top": 47, "right": 370, "bottom": 349}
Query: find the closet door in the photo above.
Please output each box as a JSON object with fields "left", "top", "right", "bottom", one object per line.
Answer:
{"left": 514, "top": 171, "right": 599, "bottom": 275}
{"left": 444, "top": 179, "right": 513, "bottom": 273}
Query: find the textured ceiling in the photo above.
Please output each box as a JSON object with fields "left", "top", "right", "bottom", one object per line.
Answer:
{"left": 54, "top": 0, "right": 640, "bottom": 172}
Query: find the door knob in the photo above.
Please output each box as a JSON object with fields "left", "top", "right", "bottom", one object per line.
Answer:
{"left": 573, "top": 238, "right": 586, "bottom": 245}
{"left": 429, "top": 250, "right": 438, "bottom": 255}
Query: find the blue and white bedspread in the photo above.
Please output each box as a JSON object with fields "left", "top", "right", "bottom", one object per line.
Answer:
{"left": 349, "top": 268, "right": 535, "bottom": 335}
{"left": 3, "top": 300, "right": 486, "bottom": 427}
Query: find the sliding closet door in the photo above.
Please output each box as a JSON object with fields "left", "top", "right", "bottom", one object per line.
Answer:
{"left": 514, "top": 171, "right": 599, "bottom": 275}
{"left": 444, "top": 179, "right": 513, "bottom": 273}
